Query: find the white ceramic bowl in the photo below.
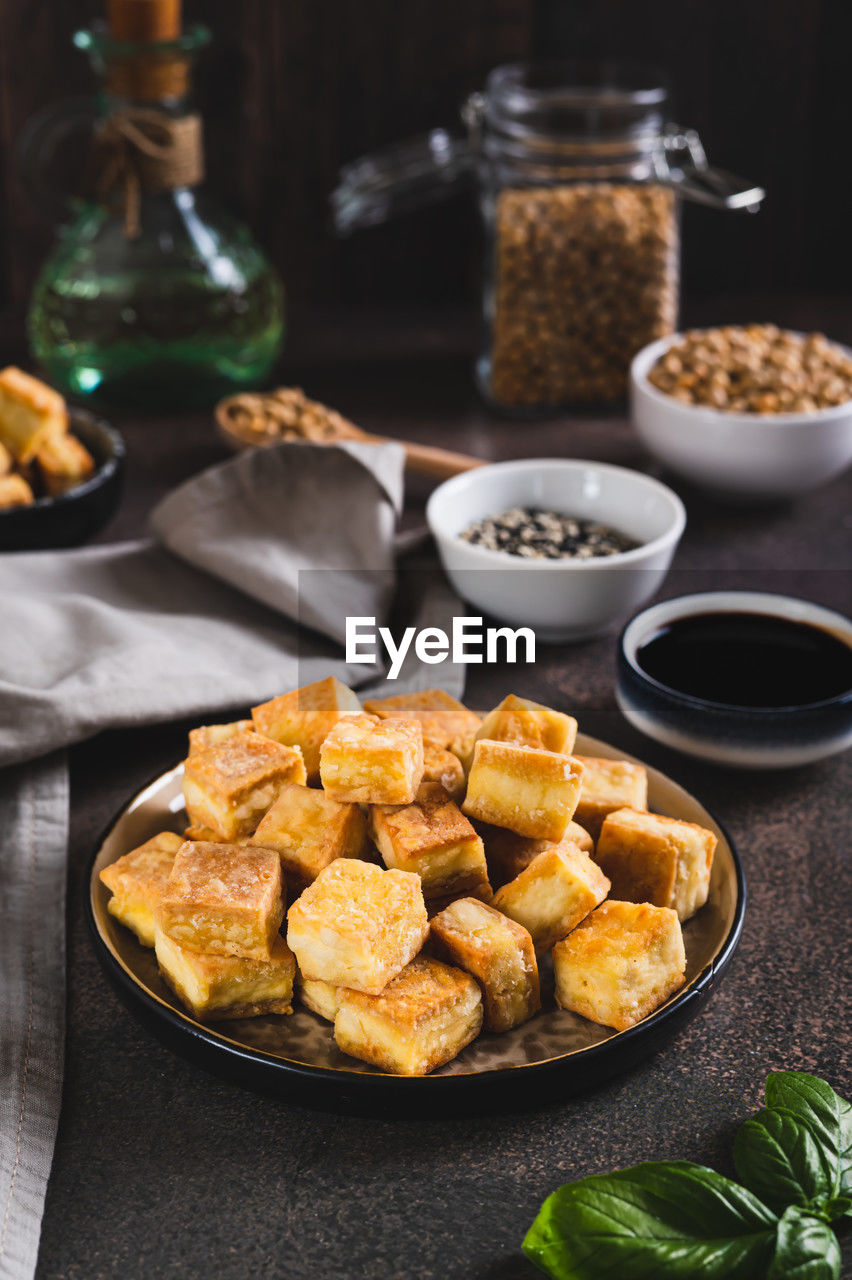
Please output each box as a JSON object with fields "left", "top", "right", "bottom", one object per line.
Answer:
{"left": 426, "top": 458, "right": 686, "bottom": 642}
{"left": 631, "top": 334, "right": 852, "bottom": 499}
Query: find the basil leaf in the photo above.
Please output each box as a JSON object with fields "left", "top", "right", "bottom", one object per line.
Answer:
{"left": 767, "top": 1205, "right": 841, "bottom": 1280}
{"left": 522, "top": 1161, "right": 777, "bottom": 1280}
{"left": 820, "top": 1196, "right": 852, "bottom": 1222}
{"left": 765, "top": 1072, "right": 852, "bottom": 1199}
{"left": 839, "top": 1092, "right": 852, "bottom": 1197}
{"left": 733, "top": 1107, "right": 829, "bottom": 1211}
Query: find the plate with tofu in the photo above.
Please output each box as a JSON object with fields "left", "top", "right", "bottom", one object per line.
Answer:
{"left": 87, "top": 682, "right": 745, "bottom": 1108}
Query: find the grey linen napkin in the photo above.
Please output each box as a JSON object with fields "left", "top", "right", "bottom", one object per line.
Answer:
{"left": 0, "top": 440, "right": 465, "bottom": 1280}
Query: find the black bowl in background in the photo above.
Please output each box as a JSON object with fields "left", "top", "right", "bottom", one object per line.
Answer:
{"left": 0, "top": 410, "right": 125, "bottom": 552}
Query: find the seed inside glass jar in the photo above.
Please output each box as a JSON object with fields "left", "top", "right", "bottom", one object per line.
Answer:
{"left": 458, "top": 507, "right": 640, "bottom": 560}
{"left": 490, "top": 184, "right": 679, "bottom": 409}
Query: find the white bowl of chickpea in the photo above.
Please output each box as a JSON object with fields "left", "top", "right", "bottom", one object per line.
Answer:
{"left": 630, "top": 326, "right": 852, "bottom": 499}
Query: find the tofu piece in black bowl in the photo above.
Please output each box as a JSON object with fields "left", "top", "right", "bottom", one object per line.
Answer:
{"left": 0, "top": 409, "right": 125, "bottom": 551}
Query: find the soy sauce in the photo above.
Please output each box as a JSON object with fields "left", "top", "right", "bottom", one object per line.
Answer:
{"left": 636, "top": 612, "right": 852, "bottom": 708}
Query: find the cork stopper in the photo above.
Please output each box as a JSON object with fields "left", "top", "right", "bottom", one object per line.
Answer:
{"left": 107, "top": 0, "right": 182, "bottom": 42}
{"left": 105, "top": 0, "right": 188, "bottom": 100}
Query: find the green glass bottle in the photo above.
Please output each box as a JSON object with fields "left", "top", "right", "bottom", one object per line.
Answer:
{"left": 25, "top": 10, "right": 284, "bottom": 410}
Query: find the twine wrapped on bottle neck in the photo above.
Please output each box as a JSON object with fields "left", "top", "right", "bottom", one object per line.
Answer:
{"left": 93, "top": 107, "right": 204, "bottom": 237}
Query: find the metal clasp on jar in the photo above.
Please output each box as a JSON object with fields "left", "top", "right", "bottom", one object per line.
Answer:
{"left": 655, "top": 125, "right": 765, "bottom": 211}
{"left": 461, "top": 91, "right": 485, "bottom": 149}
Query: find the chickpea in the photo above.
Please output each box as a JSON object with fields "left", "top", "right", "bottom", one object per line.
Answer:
{"left": 647, "top": 325, "right": 852, "bottom": 414}
{"left": 490, "top": 183, "right": 678, "bottom": 406}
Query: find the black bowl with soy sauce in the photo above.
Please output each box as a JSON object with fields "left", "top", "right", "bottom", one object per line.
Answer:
{"left": 617, "top": 593, "right": 852, "bottom": 769}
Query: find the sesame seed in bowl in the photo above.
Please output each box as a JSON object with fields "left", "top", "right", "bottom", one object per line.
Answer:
{"left": 458, "top": 507, "right": 640, "bottom": 561}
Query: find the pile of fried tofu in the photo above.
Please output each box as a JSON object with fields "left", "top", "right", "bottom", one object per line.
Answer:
{"left": 100, "top": 679, "right": 718, "bottom": 1076}
{"left": 0, "top": 366, "right": 95, "bottom": 508}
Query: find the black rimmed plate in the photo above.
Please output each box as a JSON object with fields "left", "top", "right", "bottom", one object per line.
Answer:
{"left": 86, "top": 733, "right": 745, "bottom": 1114}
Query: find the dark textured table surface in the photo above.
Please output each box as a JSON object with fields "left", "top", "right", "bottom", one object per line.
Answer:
{"left": 21, "top": 300, "right": 851, "bottom": 1280}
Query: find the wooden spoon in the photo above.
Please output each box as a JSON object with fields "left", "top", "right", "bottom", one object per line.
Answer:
{"left": 215, "top": 387, "right": 483, "bottom": 481}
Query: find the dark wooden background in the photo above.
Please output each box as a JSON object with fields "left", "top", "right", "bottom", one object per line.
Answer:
{"left": 0, "top": 0, "right": 850, "bottom": 315}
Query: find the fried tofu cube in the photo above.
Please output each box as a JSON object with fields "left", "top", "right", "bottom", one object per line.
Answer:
{"left": 334, "top": 955, "right": 483, "bottom": 1075}
{"left": 286, "top": 859, "right": 428, "bottom": 994}
{"left": 182, "top": 733, "right": 306, "bottom": 841}
{"left": 319, "top": 713, "right": 424, "bottom": 805}
{"left": 34, "top": 431, "right": 95, "bottom": 497}
{"left": 463, "top": 740, "right": 584, "bottom": 840}
{"left": 369, "top": 781, "right": 491, "bottom": 900}
{"left": 553, "top": 900, "right": 686, "bottom": 1030}
{"left": 422, "top": 740, "right": 466, "bottom": 802}
{"left": 478, "top": 822, "right": 594, "bottom": 888}
{"left": 158, "top": 841, "right": 284, "bottom": 960}
{"left": 595, "top": 808, "right": 717, "bottom": 922}
{"left": 99, "top": 831, "right": 184, "bottom": 947}
{"left": 252, "top": 676, "right": 362, "bottom": 781}
{"left": 472, "top": 694, "right": 577, "bottom": 763}
{"left": 364, "top": 689, "right": 481, "bottom": 758}
{"left": 0, "top": 473, "right": 34, "bottom": 509}
{"left": 425, "top": 880, "right": 493, "bottom": 918}
{"left": 183, "top": 824, "right": 232, "bottom": 842}
{"left": 0, "top": 366, "right": 67, "bottom": 462}
{"left": 251, "top": 782, "right": 368, "bottom": 884}
{"left": 430, "top": 897, "right": 540, "bottom": 1032}
{"left": 296, "top": 974, "right": 340, "bottom": 1022}
{"left": 491, "top": 845, "right": 610, "bottom": 955}
{"left": 155, "top": 929, "right": 295, "bottom": 1021}
{"left": 574, "top": 756, "right": 648, "bottom": 840}
{"left": 188, "top": 719, "right": 255, "bottom": 756}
